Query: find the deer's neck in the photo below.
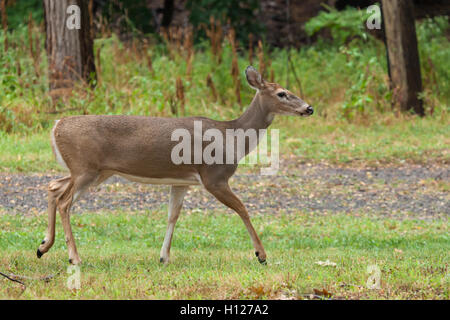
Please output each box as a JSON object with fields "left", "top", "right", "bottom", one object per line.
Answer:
{"left": 233, "top": 94, "right": 274, "bottom": 131}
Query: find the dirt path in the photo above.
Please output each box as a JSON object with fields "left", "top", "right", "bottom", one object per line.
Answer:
{"left": 0, "top": 162, "right": 448, "bottom": 219}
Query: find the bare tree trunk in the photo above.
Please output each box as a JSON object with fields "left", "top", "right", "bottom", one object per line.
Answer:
{"left": 43, "top": 0, "right": 96, "bottom": 100}
{"left": 381, "top": 0, "right": 424, "bottom": 116}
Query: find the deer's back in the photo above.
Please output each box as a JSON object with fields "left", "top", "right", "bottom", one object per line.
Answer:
{"left": 52, "top": 115, "right": 223, "bottom": 179}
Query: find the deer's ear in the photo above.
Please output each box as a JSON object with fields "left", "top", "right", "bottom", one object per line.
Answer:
{"left": 245, "top": 66, "right": 265, "bottom": 90}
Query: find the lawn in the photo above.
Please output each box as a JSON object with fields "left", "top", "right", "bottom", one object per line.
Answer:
{"left": 0, "top": 209, "right": 448, "bottom": 299}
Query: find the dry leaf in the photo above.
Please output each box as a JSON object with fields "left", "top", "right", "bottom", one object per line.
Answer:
{"left": 248, "top": 285, "right": 270, "bottom": 298}
{"left": 313, "top": 288, "right": 333, "bottom": 298}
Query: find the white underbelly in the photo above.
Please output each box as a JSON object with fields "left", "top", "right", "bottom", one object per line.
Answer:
{"left": 116, "top": 172, "right": 201, "bottom": 186}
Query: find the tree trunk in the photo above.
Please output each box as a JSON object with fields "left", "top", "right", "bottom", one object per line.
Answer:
{"left": 381, "top": 0, "right": 424, "bottom": 116}
{"left": 43, "top": 0, "right": 96, "bottom": 100}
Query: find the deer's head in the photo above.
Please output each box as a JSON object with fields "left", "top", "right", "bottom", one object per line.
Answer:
{"left": 245, "top": 66, "right": 313, "bottom": 117}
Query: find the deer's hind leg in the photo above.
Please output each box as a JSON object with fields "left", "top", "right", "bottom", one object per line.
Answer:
{"left": 58, "top": 171, "right": 100, "bottom": 265}
{"left": 37, "top": 171, "right": 100, "bottom": 265}
{"left": 37, "top": 176, "right": 71, "bottom": 259}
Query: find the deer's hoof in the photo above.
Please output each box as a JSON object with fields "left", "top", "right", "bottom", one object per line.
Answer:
{"left": 160, "top": 257, "right": 169, "bottom": 264}
{"left": 37, "top": 248, "right": 43, "bottom": 258}
{"left": 68, "top": 258, "right": 81, "bottom": 265}
{"left": 255, "top": 251, "right": 267, "bottom": 265}
{"left": 258, "top": 258, "right": 267, "bottom": 265}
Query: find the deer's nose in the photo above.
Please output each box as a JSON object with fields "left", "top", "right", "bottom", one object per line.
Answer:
{"left": 306, "top": 106, "right": 314, "bottom": 115}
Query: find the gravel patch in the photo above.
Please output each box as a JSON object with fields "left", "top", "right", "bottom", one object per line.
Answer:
{"left": 0, "top": 163, "right": 448, "bottom": 218}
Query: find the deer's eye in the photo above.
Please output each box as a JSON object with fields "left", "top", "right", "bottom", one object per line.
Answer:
{"left": 277, "top": 92, "right": 287, "bottom": 98}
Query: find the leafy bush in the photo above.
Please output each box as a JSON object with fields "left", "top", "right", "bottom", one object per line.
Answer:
{"left": 305, "top": 4, "right": 372, "bottom": 45}
{"left": 5, "top": 0, "right": 43, "bottom": 29}
{"left": 416, "top": 16, "right": 450, "bottom": 112}
{"left": 340, "top": 47, "right": 389, "bottom": 120}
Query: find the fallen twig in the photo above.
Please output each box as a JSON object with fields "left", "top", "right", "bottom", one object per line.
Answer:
{"left": 0, "top": 269, "right": 61, "bottom": 285}
{"left": 7, "top": 272, "right": 58, "bottom": 283}
{"left": 0, "top": 271, "right": 25, "bottom": 286}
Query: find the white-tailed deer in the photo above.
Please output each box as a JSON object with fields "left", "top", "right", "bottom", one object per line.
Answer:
{"left": 37, "top": 66, "right": 313, "bottom": 265}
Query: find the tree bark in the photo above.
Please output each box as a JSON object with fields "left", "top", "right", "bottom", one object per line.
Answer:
{"left": 381, "top": 0, "right": 424, "bottom": 116}
{"left": 43, "top": 0, "right": 96, "bottom": 99}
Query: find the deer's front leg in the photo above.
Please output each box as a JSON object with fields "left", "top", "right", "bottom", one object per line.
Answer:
{"left": 160, "top": 186, "right": 189, "bottom": 264}
{"left": 202, "top": 181, "right": 267, "bottom": 264}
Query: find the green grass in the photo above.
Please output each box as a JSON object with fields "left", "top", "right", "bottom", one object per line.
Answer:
{"left": 0, "top": 210, "right": 448, "bottom": 299}
{"left": 0, "top": 130, "right": 53, "bottom": 172}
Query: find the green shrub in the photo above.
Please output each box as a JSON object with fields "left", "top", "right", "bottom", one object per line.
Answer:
{"left": 416, "top": 16, "right": 450, "bottom": 110}
{"left": 5, "top": 0, "right": 43, "bottom": 29}
{"left": 305, "top": 4, "right": 373, "bottom": 45}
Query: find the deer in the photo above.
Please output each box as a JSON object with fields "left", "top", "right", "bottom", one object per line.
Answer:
{"left": 36, "top": 66, "right": 313, "bottom": 265}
